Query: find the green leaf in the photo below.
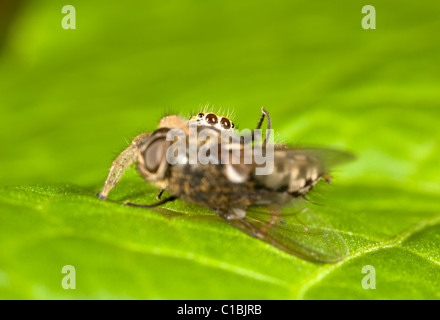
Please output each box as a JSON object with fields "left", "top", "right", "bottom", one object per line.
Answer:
{"left": 0, "top": 175, "right": 439, "bottom": 299}
{"left": 0, "top": 0, "right": 439, "bottom": 299}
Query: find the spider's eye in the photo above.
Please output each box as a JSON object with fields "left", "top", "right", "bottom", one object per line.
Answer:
{"left": 220, "top": 117, "right": 231, "bottom": 129}
{"left": 231, "top": 122, "right": 235, "bottom": 129}
{"left": 198, "top": 113, "right": 204, "bottom": 118}
{"left": 205, "top": 113, "right": 218, "bottom": 125}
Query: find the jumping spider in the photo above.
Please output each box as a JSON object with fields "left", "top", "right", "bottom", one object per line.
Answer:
{"left": 97, "top": 108, "right": 353, "bottom": 262}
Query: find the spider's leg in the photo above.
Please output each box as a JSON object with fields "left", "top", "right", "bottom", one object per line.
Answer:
{"left": 97, "top": 132, "right": 151, "bottom": 200}
{"left": 124, "top": 195, "right": 178, "bottom": 208}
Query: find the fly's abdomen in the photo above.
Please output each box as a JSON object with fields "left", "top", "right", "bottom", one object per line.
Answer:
{"left": 255, "top": 150, "right": 326, "bottom": 197}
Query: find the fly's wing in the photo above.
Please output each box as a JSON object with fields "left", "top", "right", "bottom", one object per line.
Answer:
{"left": 218, "top": 200, "right": 349, "bottom": 263}
{"left": 281, "top": 147, "right": 355, "bottom": 169}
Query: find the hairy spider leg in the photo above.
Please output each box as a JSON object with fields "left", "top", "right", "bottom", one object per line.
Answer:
{"left": 97, "top": 132, "right": 151, "bottom": 200}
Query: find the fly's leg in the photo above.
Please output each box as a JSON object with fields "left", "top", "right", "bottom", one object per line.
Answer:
{"left": 255, "top": 107, "right": 271, "bottom": 131}
{"left": 124, "top": 195, "right": 178, "bottom": 208}
{"left": 97, "top": 132, "right": 151, "bottom": 200}
{"left": 156, "top": 188, "right": 166, "bottom": 200}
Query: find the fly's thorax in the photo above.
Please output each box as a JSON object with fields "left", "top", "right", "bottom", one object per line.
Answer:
{"left": 136, "top": 121, "right": 277, "bottom": 196}
{"left": 167, "top": 160, "right": 258, "bottom": 212}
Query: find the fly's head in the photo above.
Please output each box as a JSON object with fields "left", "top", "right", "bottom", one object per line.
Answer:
{"left": 137, "top": 128, "right": 173, "bottom": 189}
{"left": 137, "top": 112, "right": 236, "bottom": 194}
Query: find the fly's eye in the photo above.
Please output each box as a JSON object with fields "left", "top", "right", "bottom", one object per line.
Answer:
{"left": 205, "top": 113, "right": 218, "bottom": 125}
{"left": 220, "top": 117, "right": 231, "bottom": 129}
{"left": 144, "top": 138, "right": 166, "bottom": 173}
{"left": 197, "top": 113, "right": 204, "bottom": 118}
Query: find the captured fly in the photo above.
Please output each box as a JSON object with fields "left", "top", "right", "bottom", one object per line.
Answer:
{"left": 97, "top": 108, "right": 354, "bottom": 263}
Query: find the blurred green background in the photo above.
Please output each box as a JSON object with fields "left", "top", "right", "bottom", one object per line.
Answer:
{"left": 0, "top": 0, "right": 439, "bottom": 299}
